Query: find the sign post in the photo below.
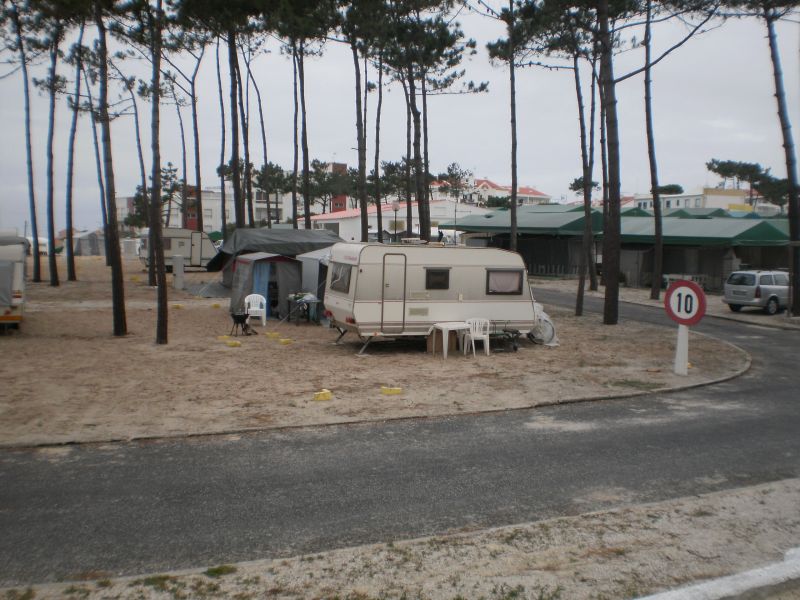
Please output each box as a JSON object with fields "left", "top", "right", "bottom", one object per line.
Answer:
{"left": 664, "top": 280, "right": 706, "bottom": 375}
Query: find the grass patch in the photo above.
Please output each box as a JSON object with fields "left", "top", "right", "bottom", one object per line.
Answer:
{"left": 139, "top": 575, "right": 176, "bottom": 591}
{"left": 611, "top": 379, "right": 662, "bottom": 391}
{"left": 204, "top": 564, "right": 237, "bottom": 578}
{"left": 4, "top": 589, "right": 36, "bottom": 600}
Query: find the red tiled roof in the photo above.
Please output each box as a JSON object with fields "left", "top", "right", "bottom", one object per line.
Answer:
{"left": 474, "top": 178, "right": 548, "bottom": 197}
{"left": 310, "top": 202, "right": 418, "bottom": 221}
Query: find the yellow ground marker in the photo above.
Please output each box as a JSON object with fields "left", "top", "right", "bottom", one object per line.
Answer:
{"left": 211, "top": 303, "right": 221, "bottom": 309}
{"left": 226, "top": 340, "right": 242, "bottom": 348}
{"left": 381, "top": 386, "right": 403, "bottom": 396}
{"left": 313, "top": 389, "right": 332, "bottom": 401}
{"left": 173, "top": 304, "right": 183, "bottom": 310}
{"left": 266, "top": 332, "right": 280, "bottom": 339}
{"left": 279, "top": 338, "right": 293, "bottom": 345}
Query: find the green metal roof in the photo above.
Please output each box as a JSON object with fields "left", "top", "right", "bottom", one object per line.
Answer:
{"left": 439, "top": 207, "right": 602, "bottom": 235}
{"left": 662, "top": 207, "right": 731, "bottom": 218}
{"left": 621, "top": 217, "right": 788, "bottom": 246}
{"left": 620, "top": 207, "right": 652, "bottom": 217}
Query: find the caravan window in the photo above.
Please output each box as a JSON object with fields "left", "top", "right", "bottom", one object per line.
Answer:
{"left": 425, "top": 268, "right": 450, "bottom": 290}
{"left": 330, "top": 262, "right": 352, "bottom": 294}
{"left": 163, "top": 238, "right": 172, "bottom": 250}
{"left": 486, "top": 269, "right": 523, "bottom": 295}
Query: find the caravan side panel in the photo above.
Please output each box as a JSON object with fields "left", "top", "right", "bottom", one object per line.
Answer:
{"left": 324, "top": 243, "right": 537, "bottom": 338}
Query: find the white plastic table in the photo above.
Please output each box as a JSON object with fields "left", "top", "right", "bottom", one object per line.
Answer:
{"left": 432, "top": 322, "right": 470, "bottom": 359}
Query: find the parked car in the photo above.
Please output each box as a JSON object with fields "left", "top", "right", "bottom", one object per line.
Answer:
{"left": 722, "top": 270, "right": 790, "bottom": 314}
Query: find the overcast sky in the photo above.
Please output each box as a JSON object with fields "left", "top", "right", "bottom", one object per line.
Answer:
{"left": 0, "top": 7, "right": 797, "bottom": 233}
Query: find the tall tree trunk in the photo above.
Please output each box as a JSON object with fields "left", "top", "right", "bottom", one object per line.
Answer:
{"left": 421, "top": 73, "right": 432, "bottom": 242}
{"left": 401, "top": 79, "right": 412, "bottom": 237}
{"left": 45, "top": 25, "right": 63, "bottom": 287}
{"left": 65, "top": 24, "right": 85, "bottom": 282}
{"left": 215, "top": 37, "right": 228, "bottom": 240}
{"left": 297, "top": 42, "right": 311, "bottom": 230}
{"left": 508, "top": 0, "right": 518, "bottom": 253}
{"left": 764, "top": 9, "right": 800, "bottom": 315}
{"left": 94, "top": 2, "right": 127, "bottom": 336}
{"left": 174, "top": 93, "right": 188, "bottom": 230}
{"left": 598, "top": 0, "right": 621, "bottom": 325}
{"left": 150, "top": 0, "right": 168, "bottom": 344}
{"left": 190, "top": 53, "right": 204, "bottom": 233}
{"left": 374, "top": 51, "right": 384, "bottom": 243}
{"left": 588, "top": 59, "right": 599, "bottom": 291}
{"left": 83, "top": 68, "right": 109, "bottom": 261}
{"left": 406, "top": 65, "right": 425, "bottom": 240}
{"left": 291, "top": 42, "right": 299, "bottom": 228}
{"left": 234, "top": 55, "right": 254, "bottom": 227}
{"left": 227, "top": 29, "right": 244, "bottom": 228}
{"left": 248, "top": 62, "right": 271, "bottom": 228}
{"left": 121, "top": 80, "right": 153, "bottom": 281}
{"left": 351, "top": 42, "right": 368, "bottom": 242}
{"left": 10, "top": 6, "right": 41, "bottom": 280}
{"left": 573, "top": 56, "right": 591, "bottom": 316}
{"left": 644, "top": 0, "right": 663, "bottom": 301}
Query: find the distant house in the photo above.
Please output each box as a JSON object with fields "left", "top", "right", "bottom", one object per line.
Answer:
{"left": 469, "top": 178, "right": 551, "bottom": 206}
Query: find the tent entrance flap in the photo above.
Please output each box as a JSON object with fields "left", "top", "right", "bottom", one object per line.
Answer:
{"left": 253, "top": 262, "right": 272, "bottom": 316}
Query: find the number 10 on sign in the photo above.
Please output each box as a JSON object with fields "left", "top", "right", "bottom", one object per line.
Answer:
{"left": 664, "top": 280, "right": 707, "bottom": 375}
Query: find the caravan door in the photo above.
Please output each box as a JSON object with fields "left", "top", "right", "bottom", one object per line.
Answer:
{"left": 381, "top": 253, "right": 406, "bottom": 333}
{"left": 190, "top": 231, "right": 203, "bottom": 266}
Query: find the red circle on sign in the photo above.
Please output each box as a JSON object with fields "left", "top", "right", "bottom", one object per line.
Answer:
{"left": 664, "top": 280, "right": 706, "bottom": 326}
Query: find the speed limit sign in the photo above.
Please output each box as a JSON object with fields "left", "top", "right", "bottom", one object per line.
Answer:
{"left": 664, "top": 280, "right": 706, "bottom": 326}
{"left": 664, "top": 280, "right": 706, "bottom": 375}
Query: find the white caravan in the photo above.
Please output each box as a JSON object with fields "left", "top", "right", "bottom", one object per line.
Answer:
{"left": 0, "top": 237, "right": 27, "bottom": 330}
{"left": 324, "top": 242, "right": 551, "bottom": 349}
{"left": 139, "top": 228, "right": 217, "bottom": 269}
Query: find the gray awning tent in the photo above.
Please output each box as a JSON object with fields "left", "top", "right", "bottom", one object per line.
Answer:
{"left": 207, "top": 228, "right": 342, "bottom": 273}
{"left": 73, "top": 230, "right": 105, "bottom": 256}
{"left": 229, "top": 252, "right": 302, "bottom": 319}
{"left": 296, "top": 247, "right": 332, "bottom": 303}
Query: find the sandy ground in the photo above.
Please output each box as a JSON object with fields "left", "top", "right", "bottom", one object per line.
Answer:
{"left": 2, "top": 477, "right": 799, "bottom": 599}
{"left": 4, "top": 258, "right": 795, "bottom": 600}
{"left": 0, "top": 257, "right": 749, "bottom": 447}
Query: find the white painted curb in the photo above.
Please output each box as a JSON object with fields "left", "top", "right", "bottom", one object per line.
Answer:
{"left": 638, "top": 547, "right": 800, "bottom": 600}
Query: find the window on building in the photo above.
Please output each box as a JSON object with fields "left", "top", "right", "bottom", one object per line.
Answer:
{"left": 163, "top": 238, "right": 172, "bottom": 250}
{"left": 330, "top": 262, "right": 352, "bottom": 294}
{"left": 486, "top": 269, "right": 523, "bottom": 295}
{"left": 425, "top": 268, "right": 450, "bottom": 290}
{"left": 665, "top": 200, "right": 672, "bottom": 208}
{"left": 695, "top": 198, "right": 702, "bottom": 207}
{"left": 204, "top": 209, "right": 212, "bottom": 220}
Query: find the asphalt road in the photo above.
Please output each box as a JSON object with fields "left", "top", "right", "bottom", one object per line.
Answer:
{"left": 1, "top": 292, "right": 798, "bottom": 586}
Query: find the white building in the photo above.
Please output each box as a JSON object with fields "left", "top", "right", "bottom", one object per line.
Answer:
{"left": 634, "top": 187, "right": 781, "bottom": 215}
{"left": 469, "top": 178, "right": 551, "bottom": 205}
{"left": 310, "top": 198, "right": 490, "bottom": 242}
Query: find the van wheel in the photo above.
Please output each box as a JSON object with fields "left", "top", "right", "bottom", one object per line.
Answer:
{"left": 728, "top": 304, "right": 742, "bottom": 312}
{"left": 764, "top": 297, "right": 779, "bottom": 315}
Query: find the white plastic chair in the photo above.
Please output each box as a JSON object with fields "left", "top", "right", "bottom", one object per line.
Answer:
{"left": 244, "top": 294, "right": 267, "bottom": 326}
{"left": 463, "top": 318, "right": 491, "bottom": 357}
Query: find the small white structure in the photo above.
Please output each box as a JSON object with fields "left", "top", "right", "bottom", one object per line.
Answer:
{"left": 139, "top": 228, "right": 217, "bottom": 269}
{"left": 0, "top": 236, "right": 28, "bottom": 329}
{"left": 324, "top": 242, "right": 544, "bottom": 346}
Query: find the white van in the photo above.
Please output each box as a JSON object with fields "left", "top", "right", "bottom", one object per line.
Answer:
{"left": 139, "top": 228, "right": 218, "bottom": 269}
{"left": 0, "top": 237, "right": 28, "bottom": 330}
{"left": 324, "top": 242, "right": 549, "bottom": 348}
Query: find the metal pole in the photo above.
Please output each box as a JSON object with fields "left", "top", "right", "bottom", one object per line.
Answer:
{"left": 674, "top": 324, "right": 689, "bottom": 376}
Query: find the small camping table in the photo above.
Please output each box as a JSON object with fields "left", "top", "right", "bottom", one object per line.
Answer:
{"left": 432, "top": 321, "right": 470, "bottom": 359}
